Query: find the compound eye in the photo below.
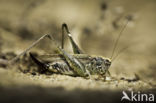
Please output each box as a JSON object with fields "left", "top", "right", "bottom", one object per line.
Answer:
{"left": 106, "top": 59, "right": 109, "bottom": 62}
{"left": 96, "top": 61, "right": 101, "bottom": 66}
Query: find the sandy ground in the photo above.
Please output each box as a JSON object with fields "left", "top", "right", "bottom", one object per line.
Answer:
{"left": 0, "top": 0, "right": 156, "bottom": 103}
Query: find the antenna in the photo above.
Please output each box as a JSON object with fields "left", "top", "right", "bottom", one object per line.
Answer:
{"left": 111, "top": 45, "right": 129, "bottom": 62}
{"left": 111, "top": 41, "right": 137, "bottom": 62}
{"left": 110, "top": 19, "right": 129, "bottom": 60}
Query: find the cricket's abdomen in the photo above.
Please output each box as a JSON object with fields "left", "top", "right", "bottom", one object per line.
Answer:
{"left": 48, "top": 61, "right": 76, "bottom": 76}
{"left": 37, "top": 54, "right": 93, "bottom": 76}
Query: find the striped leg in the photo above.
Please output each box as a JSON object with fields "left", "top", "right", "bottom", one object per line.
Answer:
{"left": 61, "top": 23, "right": 83, "bottom": 54}
{"left": 48, "top": 35, "right": 87, "bottom": 76}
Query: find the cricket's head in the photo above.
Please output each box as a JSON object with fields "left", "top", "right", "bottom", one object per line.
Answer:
{"left": 90, "top": 56, "right": 111, "bottom": 74}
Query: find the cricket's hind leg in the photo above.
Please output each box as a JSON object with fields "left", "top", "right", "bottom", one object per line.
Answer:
{"left": 0, "top": 34, "right": 51, "bottom": 67}
{"left": 46, "top": 34, "right": 88, "bottom": 77}
{"left": 61, "top": 23, "right": 83, "bottom": 54}
{"left": 9, "top": 34, "right": 51, "bottom": 65}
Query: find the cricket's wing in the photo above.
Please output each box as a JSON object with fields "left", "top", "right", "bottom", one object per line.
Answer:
{"left": 37, "top": 54, "right": 92, "bottom": 63}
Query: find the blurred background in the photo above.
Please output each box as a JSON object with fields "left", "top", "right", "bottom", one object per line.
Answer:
{"left": 0, "top": 0, "right": 156, "bottom": 103}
